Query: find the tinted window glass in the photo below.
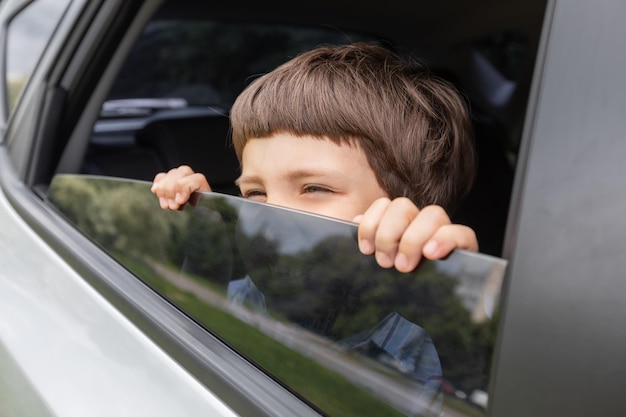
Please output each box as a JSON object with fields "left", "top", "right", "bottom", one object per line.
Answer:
{"left": 5, "top": 0, "right": 70, "bottom": 112}
{"left": 48, "top": 175, "right": 507, "bottom": 417}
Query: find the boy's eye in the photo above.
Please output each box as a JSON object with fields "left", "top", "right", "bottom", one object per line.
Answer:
{"left": 302, "top": 185, "right": 333, "bottom": 194}
{"left": 242, "top": 189, "right": 267, "bottom": 201}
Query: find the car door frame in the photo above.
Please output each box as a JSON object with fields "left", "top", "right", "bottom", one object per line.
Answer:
{"left": 492, "top": 0, "right": 626, "bottom": 416}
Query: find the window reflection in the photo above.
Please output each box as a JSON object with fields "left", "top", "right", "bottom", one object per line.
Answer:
{"left": 48, "top": 174, "right": 506, "bottom": 417}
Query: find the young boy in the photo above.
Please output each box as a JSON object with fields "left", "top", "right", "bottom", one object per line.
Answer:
{"left": 151, "top": 42, "right": 478, "bottom": 273}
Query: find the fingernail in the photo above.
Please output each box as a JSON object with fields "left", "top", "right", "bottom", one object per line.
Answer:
{"left": 359, "top": 239, "right": 373, "bottom": 254}
{"left": 424, "top": 240, "right": 438, "bottom": 257}
{"left": 375, "top": 252, "right": 393, "bottom": 268}
{"left": 395, "top": 253, "right": 409, "bottom": 271}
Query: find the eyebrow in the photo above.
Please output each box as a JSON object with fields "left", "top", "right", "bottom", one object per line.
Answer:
{"left": 234, "top": 175, "right": 255, "bottom": 186}
{"left": 235, "top": 169, "right": 341, "bottom": 186}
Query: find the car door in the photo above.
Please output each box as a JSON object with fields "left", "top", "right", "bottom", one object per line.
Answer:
{"left": 488, "top": 1, "right": 626, "bottom": 416}
{"left": 12, "top": 0, "right": 619, "bottom": 416}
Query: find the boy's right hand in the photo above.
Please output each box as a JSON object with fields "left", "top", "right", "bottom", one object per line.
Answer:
{"left": 354, "top": 198, "right": 478, "bottom": 272}
{"left": 151, "top": 165, "right": 211, "bottom": 210}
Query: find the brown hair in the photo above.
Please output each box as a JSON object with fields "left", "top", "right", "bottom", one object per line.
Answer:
{"left": 230, "top": 42, "right": 475, "bottom": 213}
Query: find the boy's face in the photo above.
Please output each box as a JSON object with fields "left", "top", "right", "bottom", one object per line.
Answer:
{"left": 236, "top": 134, "right": 388, "bottom": 222}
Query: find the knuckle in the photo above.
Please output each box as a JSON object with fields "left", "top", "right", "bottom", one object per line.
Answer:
{"left": 357, "top": 216, "right": 377, "bottom": 233}
{"left": 374, "top": 229, "right": 398, "bottom": 249}
{"left": 399, "top": 232, "right": 424, "bottom": 248}
{"left": 391, "top": 196, "right": 416, "bottom": 210}
{"left": 179, "top": 165, "right": 193, "bottom": 174}
{"left": 421, "top": 204, "right": 446, "bottom": 215}
{"left": 421, "top": 204, "right": 449, "bottom": 222}
{"left": 389, "top": 197, "right": 420, "bottom": 220}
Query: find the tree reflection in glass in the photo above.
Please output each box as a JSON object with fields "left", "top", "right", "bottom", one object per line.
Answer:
{"left": 48, "top": 174, "right": 507, "bottom": 417}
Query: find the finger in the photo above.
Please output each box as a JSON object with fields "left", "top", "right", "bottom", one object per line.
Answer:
{"left": 150, "top": 166, "right": 211, "bottom": 210}
{"left": 171, "top": 173, "right": 212, "bottom": 209}
{"left": 160, "top": 167, "right": 189, "bottom": 209}
{"left": 394, "top": 205, "right": 450, "bottom": 271}
{"left": 351, "top": 214, "right": 363, "bottom": 224}
{"left": 151, "top": 166, "right": 194, "bottom": 199}
{"left": 357, "top": 197, "right": 392, "bottom": 256}
{"left": 151, "top": 173, "right": 174, "bottom": 209}
{"left": 151, "top": 172, "right": 167, "bottom": 191}
{"left": 372, "top": 197, "right": 420, "bottom": 269}
{"left": 422, "top": 224, "right": 478, "bottom": 260}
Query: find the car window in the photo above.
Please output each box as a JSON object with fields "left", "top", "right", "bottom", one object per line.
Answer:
{"left": 4, "top": 0, "right": 71, "bottom": 113}
{"left": 47, "top": 174, "right": 507, "bottom": 417}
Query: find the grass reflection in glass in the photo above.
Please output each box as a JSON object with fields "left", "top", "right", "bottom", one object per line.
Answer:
{"left": 125, "top": 255, "right": 407, "bottom": 417}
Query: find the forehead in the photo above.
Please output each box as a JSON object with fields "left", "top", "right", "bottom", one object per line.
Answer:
{"left": 238, "top": 134, "right": 374, "bottom": 180}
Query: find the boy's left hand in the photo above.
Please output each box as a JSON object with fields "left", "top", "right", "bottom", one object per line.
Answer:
{"left": 353, "top": 197, "right": 478, "bottom": 273}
